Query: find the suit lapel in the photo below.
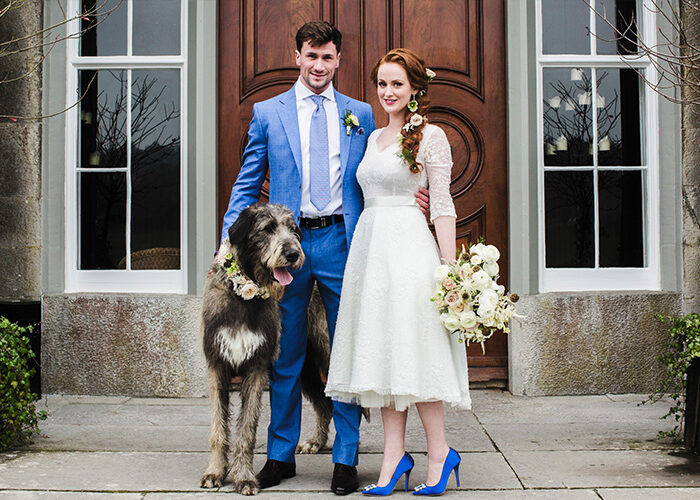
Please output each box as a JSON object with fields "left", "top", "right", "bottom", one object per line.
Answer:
{"left": 335, "top": 90, "right": 352, "bottom": 178}
{"left": 277, "top": 88, "right": 303, "bottom": 179}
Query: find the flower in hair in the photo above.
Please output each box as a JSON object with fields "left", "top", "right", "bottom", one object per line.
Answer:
{"left": 426, "top": 68, "right": 436, "bottom": 80}
{"left": 402, "top": 112, "right": 425, "bottom": 132}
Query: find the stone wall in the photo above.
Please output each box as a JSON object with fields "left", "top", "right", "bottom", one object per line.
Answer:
{"left": 0, "top": 3, "right": 43, "bottom": 300}
{"left": 681, "top": 1, "right": 700, "bottom": 314}
{"left": 509, "top": 291, "right": 683, "bottom": 396}
{"left": 42, "top": 294, "right": 207, "bottom": 396}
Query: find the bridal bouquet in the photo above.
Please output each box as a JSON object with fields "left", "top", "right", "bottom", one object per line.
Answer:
{"left": 431, "top": 242, "right": 519, "bottom": 353}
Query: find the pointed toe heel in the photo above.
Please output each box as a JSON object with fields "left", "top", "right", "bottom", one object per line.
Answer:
{"left": 413, "top": 448, "right": 461, "bottom": 496}
{"left": 362, "top": 452, "right": 415, "bottom": 496}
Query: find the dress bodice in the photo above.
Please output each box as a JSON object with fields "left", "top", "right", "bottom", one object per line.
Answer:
{"left": 356, "top": 124, "right": 457, "bottom": 221}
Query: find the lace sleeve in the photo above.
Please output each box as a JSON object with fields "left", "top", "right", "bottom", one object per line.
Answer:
{"left": 422, "top": 126, "right": 456, "bottom": 221}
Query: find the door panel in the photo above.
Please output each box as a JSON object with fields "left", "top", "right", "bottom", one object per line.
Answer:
{"left": 218, "top": 0, "right": 508, "bottom": 384}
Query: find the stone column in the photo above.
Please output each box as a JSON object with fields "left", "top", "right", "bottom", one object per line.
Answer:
{"left": 681, "top": 1, "right": 700, "bottom": 314}
{"left": 0, "top": 3, "right": 43, "bottom": 301}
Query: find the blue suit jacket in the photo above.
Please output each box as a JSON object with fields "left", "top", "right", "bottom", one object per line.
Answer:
{"left": 221, "top": 86, "right": 376, "bottom": 246}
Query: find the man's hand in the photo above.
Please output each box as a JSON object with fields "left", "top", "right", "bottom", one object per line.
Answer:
{"left": 414, "top": 187, "right": 430, "bottom": 215}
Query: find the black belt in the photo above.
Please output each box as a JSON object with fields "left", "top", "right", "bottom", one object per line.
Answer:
{"left": 299, "top": 214, "right": 344, "bottom": 229}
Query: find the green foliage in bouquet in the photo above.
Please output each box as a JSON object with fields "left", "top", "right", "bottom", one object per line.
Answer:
{"left": 641, "top": 313, "right": 700, "bottom": 440}
{"left": 0, "top": 316, "right": 46, "bottom": 451}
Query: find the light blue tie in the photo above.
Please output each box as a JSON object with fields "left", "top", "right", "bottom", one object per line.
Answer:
{"left": 309, "top": 94, "right": 331, "bottom": 211}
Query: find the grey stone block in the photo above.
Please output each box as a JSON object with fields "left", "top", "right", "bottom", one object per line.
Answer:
{"left": 598, "top": 487, "right": 700, "bottom": 499}
{"left": 504, "top": 450, "right": 700, "bottom": 488}
{"left": 41, "top": 294, "right": 207, "bottom": 396}
{"left": 509, "top": 292, "right": 683, "bottom": 396}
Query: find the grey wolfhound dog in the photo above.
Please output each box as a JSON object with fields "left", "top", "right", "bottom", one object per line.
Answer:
{"left": 199, "top": 203, "right": 336, "bottom": 495}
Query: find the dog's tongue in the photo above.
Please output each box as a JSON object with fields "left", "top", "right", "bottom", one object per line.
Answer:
{"left": 273, "top": 267, "right": 293, "bottom": 286}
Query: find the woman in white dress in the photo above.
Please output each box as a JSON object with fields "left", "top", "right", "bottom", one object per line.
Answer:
{"left": 325, "top": 48, "right": 470, "bottom": 496}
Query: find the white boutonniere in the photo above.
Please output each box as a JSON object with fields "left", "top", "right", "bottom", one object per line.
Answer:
{"left": 343, "top": 109, "right": 360, "bottom": 136}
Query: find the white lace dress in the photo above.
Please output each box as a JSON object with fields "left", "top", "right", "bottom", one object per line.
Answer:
{"left": 325, "top": 124, "right": 471, "bottom": 411}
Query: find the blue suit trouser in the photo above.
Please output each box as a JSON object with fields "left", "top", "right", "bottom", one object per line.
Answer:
{"left": 267, "top": 221, "right": 362, "bottom": 466}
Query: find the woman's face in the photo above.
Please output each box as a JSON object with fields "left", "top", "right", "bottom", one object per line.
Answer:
{"left": 376, "top": 62, "right": 417, "bottom": 117}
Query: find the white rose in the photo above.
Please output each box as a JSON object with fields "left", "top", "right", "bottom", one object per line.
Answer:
{"left": 492, "top": 283, "right": 505, "bottom": 295}
{"left": 482, "top": 244, "right": 500, "bottom": 263}
{"left": 458, "top": 264, "right": 472, "bottom": 281}
{"left": 459, "top": 310, "right": 478, "bottom": 329}
{"left": 434, "top": 264, "right": 450, "bottom": 283}
{"left": 483, "top": 261, "right": 499, "bottom": 277}
{"left": 477, "top": 303, "right": 495, "bottom": 320}
{"left": 470, "top": 254, "right": 483, "bottom": 266}
{"left": 441, "top": 313, "right": 462, "bottom": 332}
{"left": 471, "top": 243, "right": 486, "bottom": 256}
{"left": 472, "top": 270, "right": 491, "bottom": 291}
{"left": 350, "top": 114, "right": 360, "bottom": 126}
{"left": 479, "top": 289, "right": 499, "bottom": 309}
{"left": 239, "top": 283, "right": 259, "bottom": 300}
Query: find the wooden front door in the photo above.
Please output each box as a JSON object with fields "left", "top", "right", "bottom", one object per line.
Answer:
{"left": 218, "top": 0, "right": 508, "bottom": 384}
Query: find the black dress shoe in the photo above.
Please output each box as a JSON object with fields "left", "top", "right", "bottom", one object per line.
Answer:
{"left": 255, "top": 459, "right": 296, "bottom": 489}
{"left": 330, "top": 463, "right": 358, "bottom": 495}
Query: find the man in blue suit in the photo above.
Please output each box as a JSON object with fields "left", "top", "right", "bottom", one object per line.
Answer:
{"left": 219, "top": 21, "right": 374, "bottom": 495}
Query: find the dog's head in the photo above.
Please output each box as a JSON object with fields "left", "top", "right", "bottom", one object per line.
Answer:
{"left": 227, "top": 203, "right": 304, "bottom": 291}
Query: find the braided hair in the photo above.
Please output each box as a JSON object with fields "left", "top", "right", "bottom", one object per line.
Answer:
{"left": 370, "top": 48, "right": 431, "bottom": 173}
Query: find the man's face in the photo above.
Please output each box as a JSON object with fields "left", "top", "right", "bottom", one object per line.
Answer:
{"left": 295, "top": 40, "right": 340, "bottom": 94}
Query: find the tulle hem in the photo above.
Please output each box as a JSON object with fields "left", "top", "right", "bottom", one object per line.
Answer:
{"left": 325, "top": 387, "right": 471, "bottom": 412}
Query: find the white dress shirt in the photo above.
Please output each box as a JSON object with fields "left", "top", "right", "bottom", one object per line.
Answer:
{"left": 295, "top": 78, "right": 343, "bottom": 217}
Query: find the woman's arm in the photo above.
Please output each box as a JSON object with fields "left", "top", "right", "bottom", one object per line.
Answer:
{"left": 433, "top": 215, "right": 456, "bottom": 262}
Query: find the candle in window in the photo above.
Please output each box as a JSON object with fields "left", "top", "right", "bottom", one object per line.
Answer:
{"left": 89, "top": 152, "right": 100, "bottom": 165}
{"left": 556, "top": 135, "right": 568, "bottom": 151}
{"left": 564, "top": 97, "right": 576, "bottom": 111}
{"left": 545, "top": 142, "right": 556, "bottom": 155}
{"left": 571, "top": 68, "right": 584, "bottom": 81}
{"left": 578, "top": 92, "right": 591, "bottom": 106}
{"left": 598, "top": 135, "right": 611, "bottom": 151}
{"left": 597, "top": 94, "right": 605, "bottom": 108}
{"left": 548, "top": 96, "right": 561, "bottom": 108}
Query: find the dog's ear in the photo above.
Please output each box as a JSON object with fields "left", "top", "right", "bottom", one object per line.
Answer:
{"left": 228, "top": 208, "right": 255, "bottom": 247}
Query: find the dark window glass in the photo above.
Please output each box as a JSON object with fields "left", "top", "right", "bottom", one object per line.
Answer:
{"left": 133, "top": 0, "right": 181, "bottom": 55}
{"left": 542, "top": 0, "right": 591, "bottom": 55}
{"left": 543, "top": 68, "right": 593, "bottom": 166}
{"left": 597, "top": 69, "right": 643, "bottom": 166}
{"left": 80, "top": 0, "right": 127, "bottom": 56}
{"left": 79, "top": 70, "right": 127, "bottom": 169}
{"left": 599, "top": 170, "right": 644, "bottom": 267}
{"left": 79, "top": 172, "right": 126, "bottom": 269}
{"left": 545, "top": 171, "right": 595, "bottom": 268}
{"left": 596, "top": 0, "right": 639, "bottom": 55}
{"left": 130, "top": 69, "right": 181, "bottom": 269}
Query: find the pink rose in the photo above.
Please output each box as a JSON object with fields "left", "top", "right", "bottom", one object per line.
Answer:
{"left": 445, "top": 290, "right": 461, "bottom": 306}
{"left": 442, "top": 278, "right": 456, "bottom": 290}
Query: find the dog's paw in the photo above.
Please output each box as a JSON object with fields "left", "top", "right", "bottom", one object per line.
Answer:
{"left": 233, "top": 478, "right": 260, "bottom": 495}
{"left": 296, "top": 439, "right": 324, "bottom": 454}
{"left": 200, "top": 471, "right": 226, "bottom": 489}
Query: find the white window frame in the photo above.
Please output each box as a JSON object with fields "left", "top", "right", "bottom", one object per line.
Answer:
{"left": 64, "top": 0, "right": 188, "bottom": 293}
{"left": 536, "top": 0, "right": 660, "bottom": 292}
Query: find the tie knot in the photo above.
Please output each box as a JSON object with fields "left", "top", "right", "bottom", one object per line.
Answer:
{"left": 310, "top": 94, "right": 325, "bottom": 109}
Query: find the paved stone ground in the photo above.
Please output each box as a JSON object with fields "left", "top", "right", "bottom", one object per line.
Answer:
{"left": 0, "top": 390, "right": 698, "bottom": 498}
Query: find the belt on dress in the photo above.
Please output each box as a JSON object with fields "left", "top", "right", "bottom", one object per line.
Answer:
{"left": 364, "top": 195, "right": 418, "bottom": 208}
{"left": 299, "top": 214, "right": 344, "bottom": 229}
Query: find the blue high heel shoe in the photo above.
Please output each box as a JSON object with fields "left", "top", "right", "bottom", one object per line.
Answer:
{"left": 412, "top": 448, "right": 461, "bottom": 496}
{"left": 362, "top": 452, "right": 415, "bottom": 495}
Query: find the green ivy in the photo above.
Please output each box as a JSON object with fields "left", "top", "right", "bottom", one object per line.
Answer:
{"left": 0, "top": 316, "right": 46, "bottom": 451}
{"left": 641, "top": 313, "right": 700, "bottom": 441}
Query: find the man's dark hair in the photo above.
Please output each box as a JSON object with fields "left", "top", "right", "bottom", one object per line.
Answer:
{"left": 295, "top": 21, "right": 342, "bottom": 53}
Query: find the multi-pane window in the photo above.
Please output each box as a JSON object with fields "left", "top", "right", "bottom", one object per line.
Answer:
{"left": 537, "top": 0, "right": 658, "bottom": 291}
{"left": 66, "top": 0, "right": 186, "bottom": 292}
